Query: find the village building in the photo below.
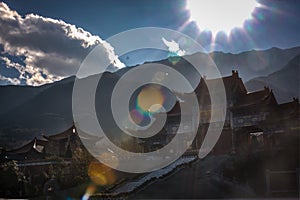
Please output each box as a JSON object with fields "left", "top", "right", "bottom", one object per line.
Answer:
{"left": 139, "top": 70, "right": 299, "bottom": 155}
{"left": 194, "top": 71, "right": 298, "bottom": 155}
{"left": 1, "top": 70, "right": 299, "bottom": 161}
{"left": 0, "top": 125, "right": 81, "bottom": 162}
{"left": 0, "top": 137, "right": 46, "bottom": 161}
{"left": 42, "top": 126, "right": 79, "bottom": 158}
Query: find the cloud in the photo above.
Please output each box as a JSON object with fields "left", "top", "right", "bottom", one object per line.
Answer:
{"left": 162, "top": 37, "right": 186, "bottom": 56}
{"left": 0, "top": 74, "right": 20, "bottom": 85}
{"left": 0, "top": 2, "right": 125, "bottom": 86}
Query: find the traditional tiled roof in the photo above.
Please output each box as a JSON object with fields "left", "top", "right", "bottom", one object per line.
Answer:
{"left": 277, "top": 98, "right": 299, "bottom": 117}
{"left": 43, "top": 125, "right": 75, "bottom": 141}
{"left": 195, "top": 70, "right": 247, "bottom": 98}
{"left": 167, "top": 70, "right": 262, "bottom": 115}
{"left": 4, "top": 137, "right": 45, "bottom": 155}
{"left": 5, "top": 139, "right": 36, "bottom": 154}
{"left": 235, "top": 87, "right": 277, "bottom": 107}
{"left": 35, "top": 137, "right": 48, "bottom": 145}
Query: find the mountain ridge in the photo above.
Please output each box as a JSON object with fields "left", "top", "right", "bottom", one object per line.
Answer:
{"left": 0, "top": 47, "right": 299, "bottom": 146}
{"left": 245, "top": 54, "right": 300, "bottom": 103}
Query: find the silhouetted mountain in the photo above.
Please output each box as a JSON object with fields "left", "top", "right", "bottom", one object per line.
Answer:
{"left": 0, "top": 47, "right": 299, "bottom": 143}
{"left": 0, "top": 76, "right": 75, "bottom": 133}
{"left": 0, "top": 84, "right": 49, "bottom": 116}
{"left": 208, "top": 46, "right": 300, "bottom": 81}
{"left": 117, "top": 47, "right": 300, "bottom": 82}
{"left": 245, "top": 54, "right": 300, "bottom": 103}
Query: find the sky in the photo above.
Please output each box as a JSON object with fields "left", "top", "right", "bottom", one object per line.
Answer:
{"left": 0, "top": 0, "right": 299, "bottom": 85}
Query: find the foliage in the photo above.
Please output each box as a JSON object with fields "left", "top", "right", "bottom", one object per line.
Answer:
{"left": 0, "top": 160, "right": 25, "bottom": 196}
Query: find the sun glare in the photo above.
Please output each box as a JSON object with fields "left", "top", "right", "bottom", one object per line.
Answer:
{"left": 187, "top": 0, "right": 258, "bottom": 35}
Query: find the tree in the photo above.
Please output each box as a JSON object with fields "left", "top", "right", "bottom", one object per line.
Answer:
{"left": 0, "top": 160, "right": 24, "bottom": 197}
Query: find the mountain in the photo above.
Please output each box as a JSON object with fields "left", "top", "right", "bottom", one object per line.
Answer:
{"left": 117, "top": 47, "right": 300, "bottom": 82}
{"left": 245, "top": 54, "right": 300, "bottom": 103}
{"left": 0, "top": 85, "right": 47, "bottom": 116}
{"left": 207, "top": 46, "right": 300, "bottom": 81}
{"left": 0, "top": 47, "right": 299, "bottom": 145}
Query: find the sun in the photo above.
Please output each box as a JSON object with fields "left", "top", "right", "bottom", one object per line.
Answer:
{"left": 187, "top": 0, "right": 258, "bottom": 35}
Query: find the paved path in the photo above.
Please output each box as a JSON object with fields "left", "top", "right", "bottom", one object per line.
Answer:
{"left": 94, "top": 155, "right": 197, "bottom": 198}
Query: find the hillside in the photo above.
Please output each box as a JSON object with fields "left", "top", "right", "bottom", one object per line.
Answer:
{"left": 0, "top": 47, "right": 299, "bottom": 145}
{"left": 246, "top": 54, "right": 300, "bottom": 103}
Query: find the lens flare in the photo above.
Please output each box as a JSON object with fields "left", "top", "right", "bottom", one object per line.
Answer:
{"left": 129, "top": 109, "right": 144, "bottom": 125}
{"left": 88, "top": 162, "right": 116, "bottom": 186}
{"left": 82, "top": 184, "right": 96, "bottom": 200}
{"left": 168, "top": 52, "right": 182, "bottom": 65}
{"left": 127, "top": 84, "right": 168, "bottom": 129}
{"left": 99, "top": 152, "right": 119, "bottom": 169}
{"left": 73, "top": 27, "right": 226, "bottom": 173}
{"left": 136, "top": 85, "right": 165, "bottom": 115}
{"left": 154, "top": 71, "right": 168, "bottom": 82}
